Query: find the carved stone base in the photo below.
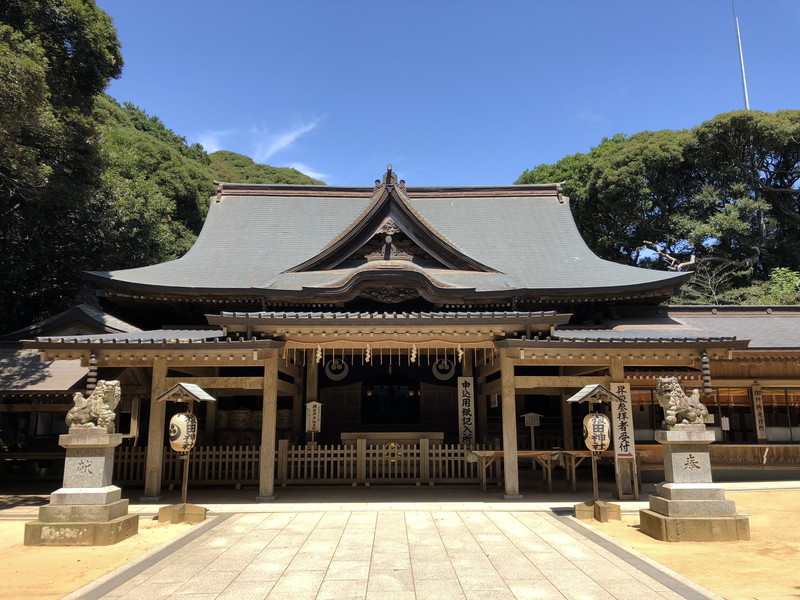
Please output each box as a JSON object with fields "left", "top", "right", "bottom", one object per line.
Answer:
{"left": 158, "top": 503, "right": 207, "bottom": 524}
{"left": 639, "top": 509, "right": 750, "bottom": 542}
{"left": 25, "top": 428, "right": 139, "bottom": 546}
{"left": 574, "top": 500, "right": 621, "bottom": 522}
{"left": 648, "top": 495, "right": 737, "bottom": 517}
{"left": 37, "top": 499, "right": 130, "bottom": 522}
{"left": 24, "top": 513, "right": 138, "bottom": 546}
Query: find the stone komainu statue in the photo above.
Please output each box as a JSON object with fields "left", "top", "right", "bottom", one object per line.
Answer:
{"left": 655, "top": 376, "right": 709, "bottom": 428}
{"left": 66, "top": 380, "right": 121, "bottom": 433}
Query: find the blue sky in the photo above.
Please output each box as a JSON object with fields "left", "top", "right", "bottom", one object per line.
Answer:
{"left": 97, "top": 1, "right": 799, "bottom": 187}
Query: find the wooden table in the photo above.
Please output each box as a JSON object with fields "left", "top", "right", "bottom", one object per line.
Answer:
{"left": 471, "top": 450, "right": 558, "bottom": 493}
{"left": 561, "top": 450, "right": 614, "bottom": 493}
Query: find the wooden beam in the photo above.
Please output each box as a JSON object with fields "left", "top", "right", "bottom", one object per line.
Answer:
{"left": 0, "top": 404, "right": 71, "bottom": 413}
{"left": 515, "top": 375, "right": 611, "bottom": 391}
{"left": 161, "top": 376, "right": 296, "bottom": 395}
{"left": 484, "top": 379, "right": 502, "bottom": 396}
{"left": 476, "top": 361, "right": 501, "bottom": 383}
{"left": 279, "top": 361, "right": 302, "bottom": 378}
{"left": 163, "top": 376, "right": 263, "bottom": 390}
{"left": 518, "top": 354, "right": 697, "bottom": 367}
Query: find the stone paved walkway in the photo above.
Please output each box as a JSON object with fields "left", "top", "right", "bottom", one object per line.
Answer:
{"left": 65, "top": 508, "right": 717, "bottom": 600}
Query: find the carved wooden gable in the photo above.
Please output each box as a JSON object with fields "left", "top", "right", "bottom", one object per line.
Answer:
{"left": 285, "top": 167, "right": 496, "bottom": 275}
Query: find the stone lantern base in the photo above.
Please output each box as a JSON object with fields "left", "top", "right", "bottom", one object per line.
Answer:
{"left": 24, "top": 428, "right": 139, "bottom": 546}
{"left": 639, "top": 425, "right": 749, "bottom": 542}
{"left": 639, "top": 509, "right": 750, "bottom": 542}
{"left": 24, "top": 485, "right": 139, "bottom": 546}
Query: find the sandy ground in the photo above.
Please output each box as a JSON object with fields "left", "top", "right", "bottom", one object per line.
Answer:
{"left": 585, "top": 490, "right": 800, "bottom": 600}
{"left": 0, "top": 517, "right": 194, "bottom": 600}
{"left": 0, "top": 491, "right": 797, "bottom": 600}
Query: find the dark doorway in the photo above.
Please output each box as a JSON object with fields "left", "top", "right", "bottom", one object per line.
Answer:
{"left": 362, "top": 373, "right": 420, "bottom": 426}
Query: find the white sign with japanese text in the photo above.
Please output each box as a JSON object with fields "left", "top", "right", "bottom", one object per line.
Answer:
{"left": 457, "top": 377, "right": 475, "bottom": 445}
{"left": 751, "top": 386, "right": 767, "bottom": 440}
{"left": 305, "top": 401, "right": 322, "bottom": 433}
{"left": 610, "top": 382, "right": 635, "bottom": 459}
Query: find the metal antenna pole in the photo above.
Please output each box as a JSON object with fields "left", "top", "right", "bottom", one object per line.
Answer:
{"left": 733, "top": 0, "right": 751, "bottom": 110}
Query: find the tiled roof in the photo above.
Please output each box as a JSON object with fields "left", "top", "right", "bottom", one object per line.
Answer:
{"left": 0, "top": 304, "right": 140, "bottom": 342}
{"left": 548, "top": 306, "right": 800, "bottom": 349}
{"left": 215, "top": 310, "right": 560, "bottom": 320}
{"left": 552, "top": 330, "right": 737, "bottom": 344}
{"left": 87, "top": 182, "right": 688, "bottom": 301}
{"left": 0, "top": 348, "right": 87, "bottom": 391}
{"left": 666, "top": 307, "right": 800, "bottom": 349}
{"left": 33, "top": 329, "right": 225, "bottom": 344}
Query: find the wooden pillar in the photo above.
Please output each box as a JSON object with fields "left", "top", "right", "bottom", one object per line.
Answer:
{"left": 609, "top": 358, "right": 636, "bottom": 500}
{"left": 205, "top": 401, "right": 217, "bottom": 446}
{"left": 257, "top": 355, "right": 279, "bottom": 501}
{"left": 561, "top": 393, "right": 574, "bottom": 450}
{"left": 306, "top": 354, "right": 319, "bottom": 402}
{"left": 142, "top": 358, "right": 167, "bottom": 500}
{"left": 292, "top": 362, "right": 305, "bottom": 442}
{"left": 500, "top": 353, "right": 521, "bottom": 499}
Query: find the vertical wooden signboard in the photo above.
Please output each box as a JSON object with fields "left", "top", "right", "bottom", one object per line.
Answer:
{"left": 458, "top": 377, "right": 475, "bottom": 445}
{"left": 610, "top": 382, "right": 637, "bottom": 499}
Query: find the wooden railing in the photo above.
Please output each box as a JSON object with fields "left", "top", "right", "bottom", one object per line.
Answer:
{"left": 114, "top": 440, "right": 499, "bottom": 486}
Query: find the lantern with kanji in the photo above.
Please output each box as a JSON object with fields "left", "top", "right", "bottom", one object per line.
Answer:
{"left": 169, "top": 412, "right": 198, "bottom": 452}
{"left": 583, "top": 412, "right": 611, "bottom": 452}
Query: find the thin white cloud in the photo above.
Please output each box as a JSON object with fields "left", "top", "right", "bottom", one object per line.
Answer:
{"left": 285, "top": 162, "right": 327, "bottom": 181}
{"left": 196, "top": 129, "right": 234, "bottom": 152}
{"left": 252, "top": 118, "right": 321, "bottom": 163}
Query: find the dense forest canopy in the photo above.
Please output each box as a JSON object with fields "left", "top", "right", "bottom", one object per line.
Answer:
{"left": 516, "top": 110, "right": 800, "bottom": 305}
{"left": 0, "top": 1, "right": 321, "bottom": 334}
{"left": 1, "top": 1, "right": 799, "bottom": 336}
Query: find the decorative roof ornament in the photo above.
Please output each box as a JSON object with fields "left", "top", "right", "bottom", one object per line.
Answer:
{"left": 358, "top": 287, "right": 420, "bottom": 303}
{"left": 382, "top": 164, "right": 398, "bottom": 186}
{"left": 377, "top": 218, "right": 401, "bottom": 236}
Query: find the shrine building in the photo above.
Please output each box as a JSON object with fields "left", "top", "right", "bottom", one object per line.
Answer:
{"left": 6, "top": 166, "right": 800, "bottom": 500}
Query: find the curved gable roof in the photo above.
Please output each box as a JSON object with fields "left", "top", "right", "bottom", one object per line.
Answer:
{"left": 87, "top": 171, "right": 689, "bottom": 304}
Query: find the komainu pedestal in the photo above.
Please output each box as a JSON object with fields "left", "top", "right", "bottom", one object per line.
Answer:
{"left": 639, "top": 424, "right": 749, "bottom": 542}
{"left": 24, "top": 428, "right": 139, "bottom": 546}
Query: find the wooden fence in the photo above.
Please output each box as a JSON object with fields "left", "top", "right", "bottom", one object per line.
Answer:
{"left": 637, "top": 443, "right": 800, "bottom": 470}
{"left": 114, "top": 440, "right": 499, "bottom": 487}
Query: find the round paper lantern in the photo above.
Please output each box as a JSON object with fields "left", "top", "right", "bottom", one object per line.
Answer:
{"left": 169, "top": 413, "right": 198, "bottom": 452}
{"left": 582, "top": 412, "right": 611, "bottom": 452}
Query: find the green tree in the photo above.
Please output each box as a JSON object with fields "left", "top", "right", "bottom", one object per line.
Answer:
{"left": 91, "top": 95, "right": 214, "bottom": 268}
{"left": 516, "top": 110, "right": 800, "bottom": 304}
{"left": 693, "top": 110, "right": 800, "bottom": 273}
{"left": 209, "top": 151, "right": 324, "bottom": 185}
{"left": 0, "top": 0, "right": 122, "bottom": 333}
